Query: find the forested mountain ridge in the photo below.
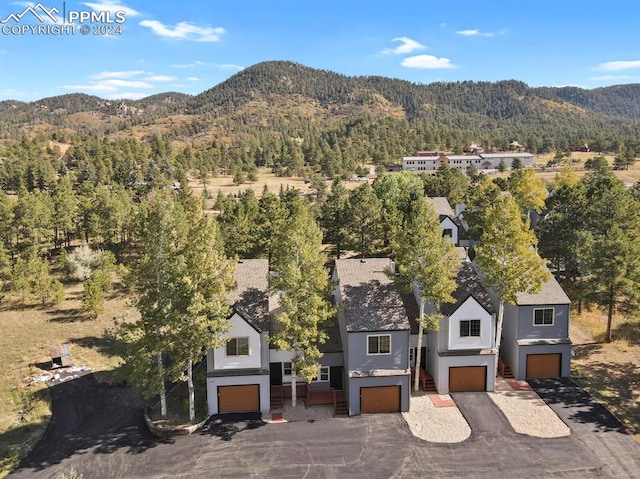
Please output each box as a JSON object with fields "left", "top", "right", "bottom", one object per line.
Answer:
{"left": 1, "top": 61, "right": 640, "bottom": 161}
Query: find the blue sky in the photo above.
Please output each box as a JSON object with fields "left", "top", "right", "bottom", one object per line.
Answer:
{"left": 1, "top": 0, "right": 639, "bottom": 102}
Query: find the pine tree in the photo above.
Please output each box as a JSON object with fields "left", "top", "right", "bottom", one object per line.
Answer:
{"left": 320, "top": 178, "right": 349, "bottom": 258}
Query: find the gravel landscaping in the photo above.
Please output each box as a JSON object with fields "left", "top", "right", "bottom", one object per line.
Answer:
{"left": 402, "top": 378, "right": 569, "bottom": 441}
{"left": 489, "top": 388, "right": 570, "bottom": 438}
{"left": 402, "top": 394, "right": 471, "bottom": 443}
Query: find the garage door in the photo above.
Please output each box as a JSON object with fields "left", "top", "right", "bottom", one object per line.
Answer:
{"left": 449, "top": 366, "right": 486, "bottom": 392}
{"left": 360, "top": 386, "right": 400, "bottom": 414}
{"left": 218, "top": 385, "right": 260, "bottom": 413}
{"left": 526, "top": 354, "right": 561, "bottom": 379}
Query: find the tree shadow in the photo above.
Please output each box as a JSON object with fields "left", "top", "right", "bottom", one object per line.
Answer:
{"left": 610, "top": 320, "right": 640, "bottom": 345}
{"left": 530, "top": 377, "right": 637, "bottom": 436}
{"left": 571, "top": 342, "right": 603, "bottom": 361}
{"left": 46, "top": 307, "right": 91, "bottom": 323}
{"left": 202, "top": 413, "right": 266, "bottom": 441}
{"left": 10, "top": 373, "right": 172, "bottom": 475}
{"left": 68, "top": 335, "right": 123, "bottom": 358}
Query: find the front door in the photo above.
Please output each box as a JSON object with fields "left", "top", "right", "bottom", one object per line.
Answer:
{"left": 330, "top": 366, "right": 343, "bottom": 390}
{"left": 270, "top": 362, "right": 282, "bottom": 386}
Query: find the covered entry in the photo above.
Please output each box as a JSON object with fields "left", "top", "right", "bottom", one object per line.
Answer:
{"left": 526, "top": 353, "right": 561, "bottom": 379}
{"left": 449, "top": 366, "right": 486, "bottom": 392}
{"left": 218, "top": 384, "right": 260, "bottom": 413}
{"left": 360, "top": 385, "right": 400, "bottom": 413}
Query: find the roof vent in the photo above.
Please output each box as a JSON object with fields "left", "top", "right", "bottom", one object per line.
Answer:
{"left": 360, "top": 259, "right": 366, "bottom": 263}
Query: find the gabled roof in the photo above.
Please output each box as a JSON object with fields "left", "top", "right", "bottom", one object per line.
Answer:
{"left": 334, "top": 258, "right": 410, "bottom": 332}
{"left": 407, "top": 256, "right": 493, "bottom": 334}
{"left": 228, "top": 259, "right": 270, "bottom": 331}
{"left": 515, "top": 273, "right": 571, "bottom": 305}
{"left": 428, "top": 197, "right": 455, "bottom": 217}
{"left": 441, "top": 262, "right": 495, "bottom": 317}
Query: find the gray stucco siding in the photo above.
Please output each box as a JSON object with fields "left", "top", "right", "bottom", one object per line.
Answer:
{"left": 347, "top": 330, "right": 409, "bottom": 371}
{"left": 517, "top": 304, "right": 570, "bottom": 340}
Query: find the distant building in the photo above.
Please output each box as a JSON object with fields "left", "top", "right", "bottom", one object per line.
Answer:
{"left": 402, "top": 152, "right": 534, "bottom": 172}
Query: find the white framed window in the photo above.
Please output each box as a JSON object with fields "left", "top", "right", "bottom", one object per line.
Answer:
{"left": 409, "top": 347, "right": 415, "bottom": 363}
{"left": 442, "top": 228, "right": 453, "bottom": 238}
{"left": 534, "top": 308, "right": 554, "bottom": 326}
{"left": 312, "top": 366, "right": 330, "bottom": 382}
{"left": 226, "top": 337, "right": 249, "bottom": 356}
{"left": 460, "top": 319, "right": 481, "bottom": 337}
{"left": 367, "top": 334, "right": 391, "bottom": 355}
{"left": 283, "top": 361, "right": 293, "bottom": 376}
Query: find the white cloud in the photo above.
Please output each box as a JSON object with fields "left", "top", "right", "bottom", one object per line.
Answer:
{"left": 145, "top": 75, "right": 176, "bottom": 82}
{"left": 590, "top": 74, "right": 631, "bottom": 81}
{"left": 381, "top": 37, "right": 426, "bottom": 55}
{"left": 140, "top": 20, "right": 225, "bottom": 42}
{"left": 172, "top": 60, "right": 209, "bottom": 68}
{"left": 216, "top": 63, "right": 244, "bottom": 71}
{"left": 187, "top": 77, "right": 200, "bottom": 81}
{"left": 106, "top": 91, "right": 149, "bottom": 100}
{"left": 457, "top": 28, "right": 507, "bottom": 37}
{"left": 90, "top": 70, "right": 145, "bottom": 79}
{"left": 60, "top": 79, "right": 153, "bottom": 93}
{"left": 594, "top": 60, "right": 640, "bottom": 71}
{"left": 81, "top": 1, "right": 140, "bottom": 17}
{"left": 401, "top": 54, "right": 456, "bottom": 69}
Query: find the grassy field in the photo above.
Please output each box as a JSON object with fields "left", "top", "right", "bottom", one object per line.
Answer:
{"left": 570, "top": 309, "right": 640, "bottom": 442}
{"left": 194, "top": 153, "right": 640, "bottom": 208}
{"left": 0, "top": 280, "right": 138, "bottom": 477}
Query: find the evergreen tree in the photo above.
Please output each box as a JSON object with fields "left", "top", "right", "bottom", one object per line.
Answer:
{"left": 346, "top": 183, "right": 383, "bottom": 257}
{"left": 320, "top": 178, "right": 350, "bottom": 258}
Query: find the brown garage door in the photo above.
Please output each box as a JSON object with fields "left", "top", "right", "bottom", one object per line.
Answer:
{"left": 526, "top": 354, "right": 561, "bottom": 379}
{"left": 218, "top": 385, "right": 260, "bottom": 413}
{"left": 449, "top": 366, "right": 486, "bottom": 392}
{"left": 360, "top": 386, "right": 400, "bottom": 414}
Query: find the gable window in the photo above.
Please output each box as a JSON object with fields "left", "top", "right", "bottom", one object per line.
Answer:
{"left": 534, "top": 308, "right": 554, "bottom": 326}
{"left": 226, "top": 337, "right": 249, "bottom": 356}
{"left": 442, "top": 228, "right": 453, "bottom": 238}
{"left": 460, "top": 320, "right": 481, "bottom": 337}
{"left": 368, "top": 334, "right": 391, "bottom": 355}
{"left": 311, "top": 366, "right": 330, "bottom": 382}
{"left": 283, "top": 361, "right": 293, "bottom": 376}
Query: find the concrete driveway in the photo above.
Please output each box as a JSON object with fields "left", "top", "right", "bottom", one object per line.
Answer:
{"left": 9, "top": 374, "right": 640, "bottom": 478}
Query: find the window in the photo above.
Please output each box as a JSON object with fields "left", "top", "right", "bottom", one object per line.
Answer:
{"left": 409, "top": 348, "right": 415, "bottom": 363}
{"left": 460, "top": 320, "right": 481, "bottom": 337}
{"left": 283, "top": 362, "right": 292, "bottom": 376}
{"left": 534, "top": 308, "right": 554, "bottom": 326}
{"left": 442, "top": 228, "right": 453, "bottom": 238}
{"left": 312, "top": 366, "right": 330, "bottom": 382}
{"left": 226, "top": 337, "right": 249, "bottom": 356}
{"left": 368, "top": 334, "right": 391, "bottom": 355}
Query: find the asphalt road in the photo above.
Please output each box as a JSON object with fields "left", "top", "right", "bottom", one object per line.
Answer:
{"left": 8, "top": 374, "right": 640, "bottom": 478}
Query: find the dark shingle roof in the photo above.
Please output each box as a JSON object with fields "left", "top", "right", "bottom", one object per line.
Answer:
{"left": 228, "top": 259, "right": 270, "bottom": 331}
{"left": 334, "top": 258, "right": 410, "bottom": 332}
{"left": 441, "top": 261, "right": 495, "bottom": 317}
{"left": 407, "top": 258, "right": 493, "bottom": 334}
{"left": 515, "top": 273, "right": 571, "bottom": 305}
{"left": 428, "top": 197, "right": 455, "bottom": 217}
